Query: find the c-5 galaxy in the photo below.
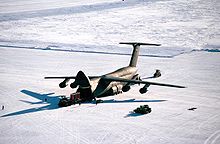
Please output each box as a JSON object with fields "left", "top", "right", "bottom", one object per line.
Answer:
{"left": 45, "top": 42, "right": 185, "bottom": 103}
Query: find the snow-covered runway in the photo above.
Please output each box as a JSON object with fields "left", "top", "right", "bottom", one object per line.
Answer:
{"left": 0, "top": 0, "right": 220, "bottom": 143}
{"left": 0, "top": 47, "right": 219, "bottom": 144}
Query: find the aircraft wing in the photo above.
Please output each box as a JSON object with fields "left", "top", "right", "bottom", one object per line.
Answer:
{"left": 102, "top": 76, "right": 186, "bottom": 88}
{"left": 45, "top": 76, "right": 76, "bottom": 79}
{"left": 44, "top": 76, "right": 99, "bottom": 79}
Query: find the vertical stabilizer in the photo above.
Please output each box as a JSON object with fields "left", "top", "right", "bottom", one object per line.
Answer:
{"left": 129, "top": 43, "right": 140, "bottom": 67}
{"left": 119, "top": 42, "right": 161, "bottom": 67}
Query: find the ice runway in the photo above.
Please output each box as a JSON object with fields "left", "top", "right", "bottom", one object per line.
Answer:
{"left": 0, "top": 47, "right": 219, "bottom": 144}
{"left": 0, "top": 0, "right": 219, "bottom": 143}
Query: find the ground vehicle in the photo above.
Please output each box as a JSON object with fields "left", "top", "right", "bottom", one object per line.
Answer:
{"left": 133, "top": 105, "right": 152, "bottom": 114}
{"left": 58, "top": 92, "right": 81, "bottom": 107}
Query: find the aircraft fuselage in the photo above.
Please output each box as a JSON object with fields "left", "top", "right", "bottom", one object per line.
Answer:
{"left": 76, "top": 66, "right": 138, "bottom": 100}
{"left": 91, "top": 66, "right": 138, "bottom": 97}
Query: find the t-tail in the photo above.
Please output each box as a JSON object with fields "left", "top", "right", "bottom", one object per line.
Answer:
{"left": 119, "top": 42, "right": 161, "bottom": 67}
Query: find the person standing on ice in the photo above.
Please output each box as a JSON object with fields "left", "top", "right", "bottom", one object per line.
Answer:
{"left": 2, "top": 105, "right": 4, "bottom": 110}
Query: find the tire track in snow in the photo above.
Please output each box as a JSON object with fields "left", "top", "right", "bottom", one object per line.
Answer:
{"left": 198, "top": 113, "right": 220, "bottom": 130}
{"left": 204, "top": 130, "right": 220, "bottom": 144}
{"left": 161, "top": 112, "right": 220, "bottom": 143}
{"left": 74, "top": 105, "right": 137, "bottom": 144}
{"left": 10, "top": 117, "right": 27, "bottom": 144}
{"left": 21, "top": 110, "right": 55, "bottom": 144}
{"left": 97, "top": 129, "right": 111, "bottom": 144}
{"left": 55, "top": 108, "right": 91, "bottom": 144}
{"left": 95, "top": 120, "right": 136, "bottom": 144}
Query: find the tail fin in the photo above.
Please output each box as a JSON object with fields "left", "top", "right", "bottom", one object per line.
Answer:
{"left": 75, "top": 71, "right": 93, "bottom": 101}
{"left": 75, "top": 71, "right": 91, "bottom": 88}
{"left": 119, "top": 42, "right": 161, "bottom": 67}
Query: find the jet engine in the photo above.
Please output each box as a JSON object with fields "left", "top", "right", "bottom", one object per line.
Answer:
{"left": 139, "top": 84, "right": 150, "bottom": 94}
{"left": 139, "top": 87, "right": 148, "bottom": 94}
{"left": 59, "top": 78, "right": 70, "bottom": 88}
{"left": 122, "top": 85, "right": 131, "bottom": 92}
{"left": 70, "top": 81, "right": 78, "bottom": 89}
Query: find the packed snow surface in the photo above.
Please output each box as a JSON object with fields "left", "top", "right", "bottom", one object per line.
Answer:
{"left": 0, "top": 0, "right": 219, "bottom": 56}
{"left": 0, "top": 0, "right": 220, "bottom": 144}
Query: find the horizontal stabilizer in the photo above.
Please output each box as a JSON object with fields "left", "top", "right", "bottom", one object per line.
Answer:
{"left": 119, "top": 42, "right": 161, "bottom": 46}
{"left": 120, "top": 42, "right": 161, "bottom": 67}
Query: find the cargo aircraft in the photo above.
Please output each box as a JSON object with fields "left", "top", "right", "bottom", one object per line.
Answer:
{"left": 45, "top": 42, "right": 185, "bottom": 102}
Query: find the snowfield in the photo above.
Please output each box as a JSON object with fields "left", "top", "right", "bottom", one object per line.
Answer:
{"left": 0, "top": 0, "right": 220, "bottom": 144}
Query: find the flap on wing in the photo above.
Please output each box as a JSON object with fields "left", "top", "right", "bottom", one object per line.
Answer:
{"left": 102, "top": 76, "right": 186, "bottom": 88}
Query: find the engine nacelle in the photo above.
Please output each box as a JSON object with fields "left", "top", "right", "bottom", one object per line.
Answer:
{"left": 59, "top": 78, "right": 70, "bottom": 88}
{"left": 139, "top": 84, "right": 150, "bottom": 94}
{"left": 70, "top": 81, "right": 78, "bottom": 89}
{"left": 122, "top": 85, "right": 131, "bottom": 92}
{"left": 139, "top": 88, "right": 148, "bottom": 94}
{"left": 153, "top": 69, "right": 161, "bottom": 78}
{"left": 59, "top": 82, "right": 67, "bottom": 88}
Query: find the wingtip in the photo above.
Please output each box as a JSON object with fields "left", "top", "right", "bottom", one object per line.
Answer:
{"left": 178, "top": 86, "right": 187, "bottom": 88}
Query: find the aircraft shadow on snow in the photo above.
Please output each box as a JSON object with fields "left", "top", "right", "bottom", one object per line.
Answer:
{"left": 1, "top": 90, "right": 166, "bottom": 117}
{"left": 1, "top": 90, "right": 61, "bottom": 117}
{"left": 125, "top": 112, "right": 148, "bottom": 118}
{"left": 99, "top": 99, "right": 166, "bottom": 104}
